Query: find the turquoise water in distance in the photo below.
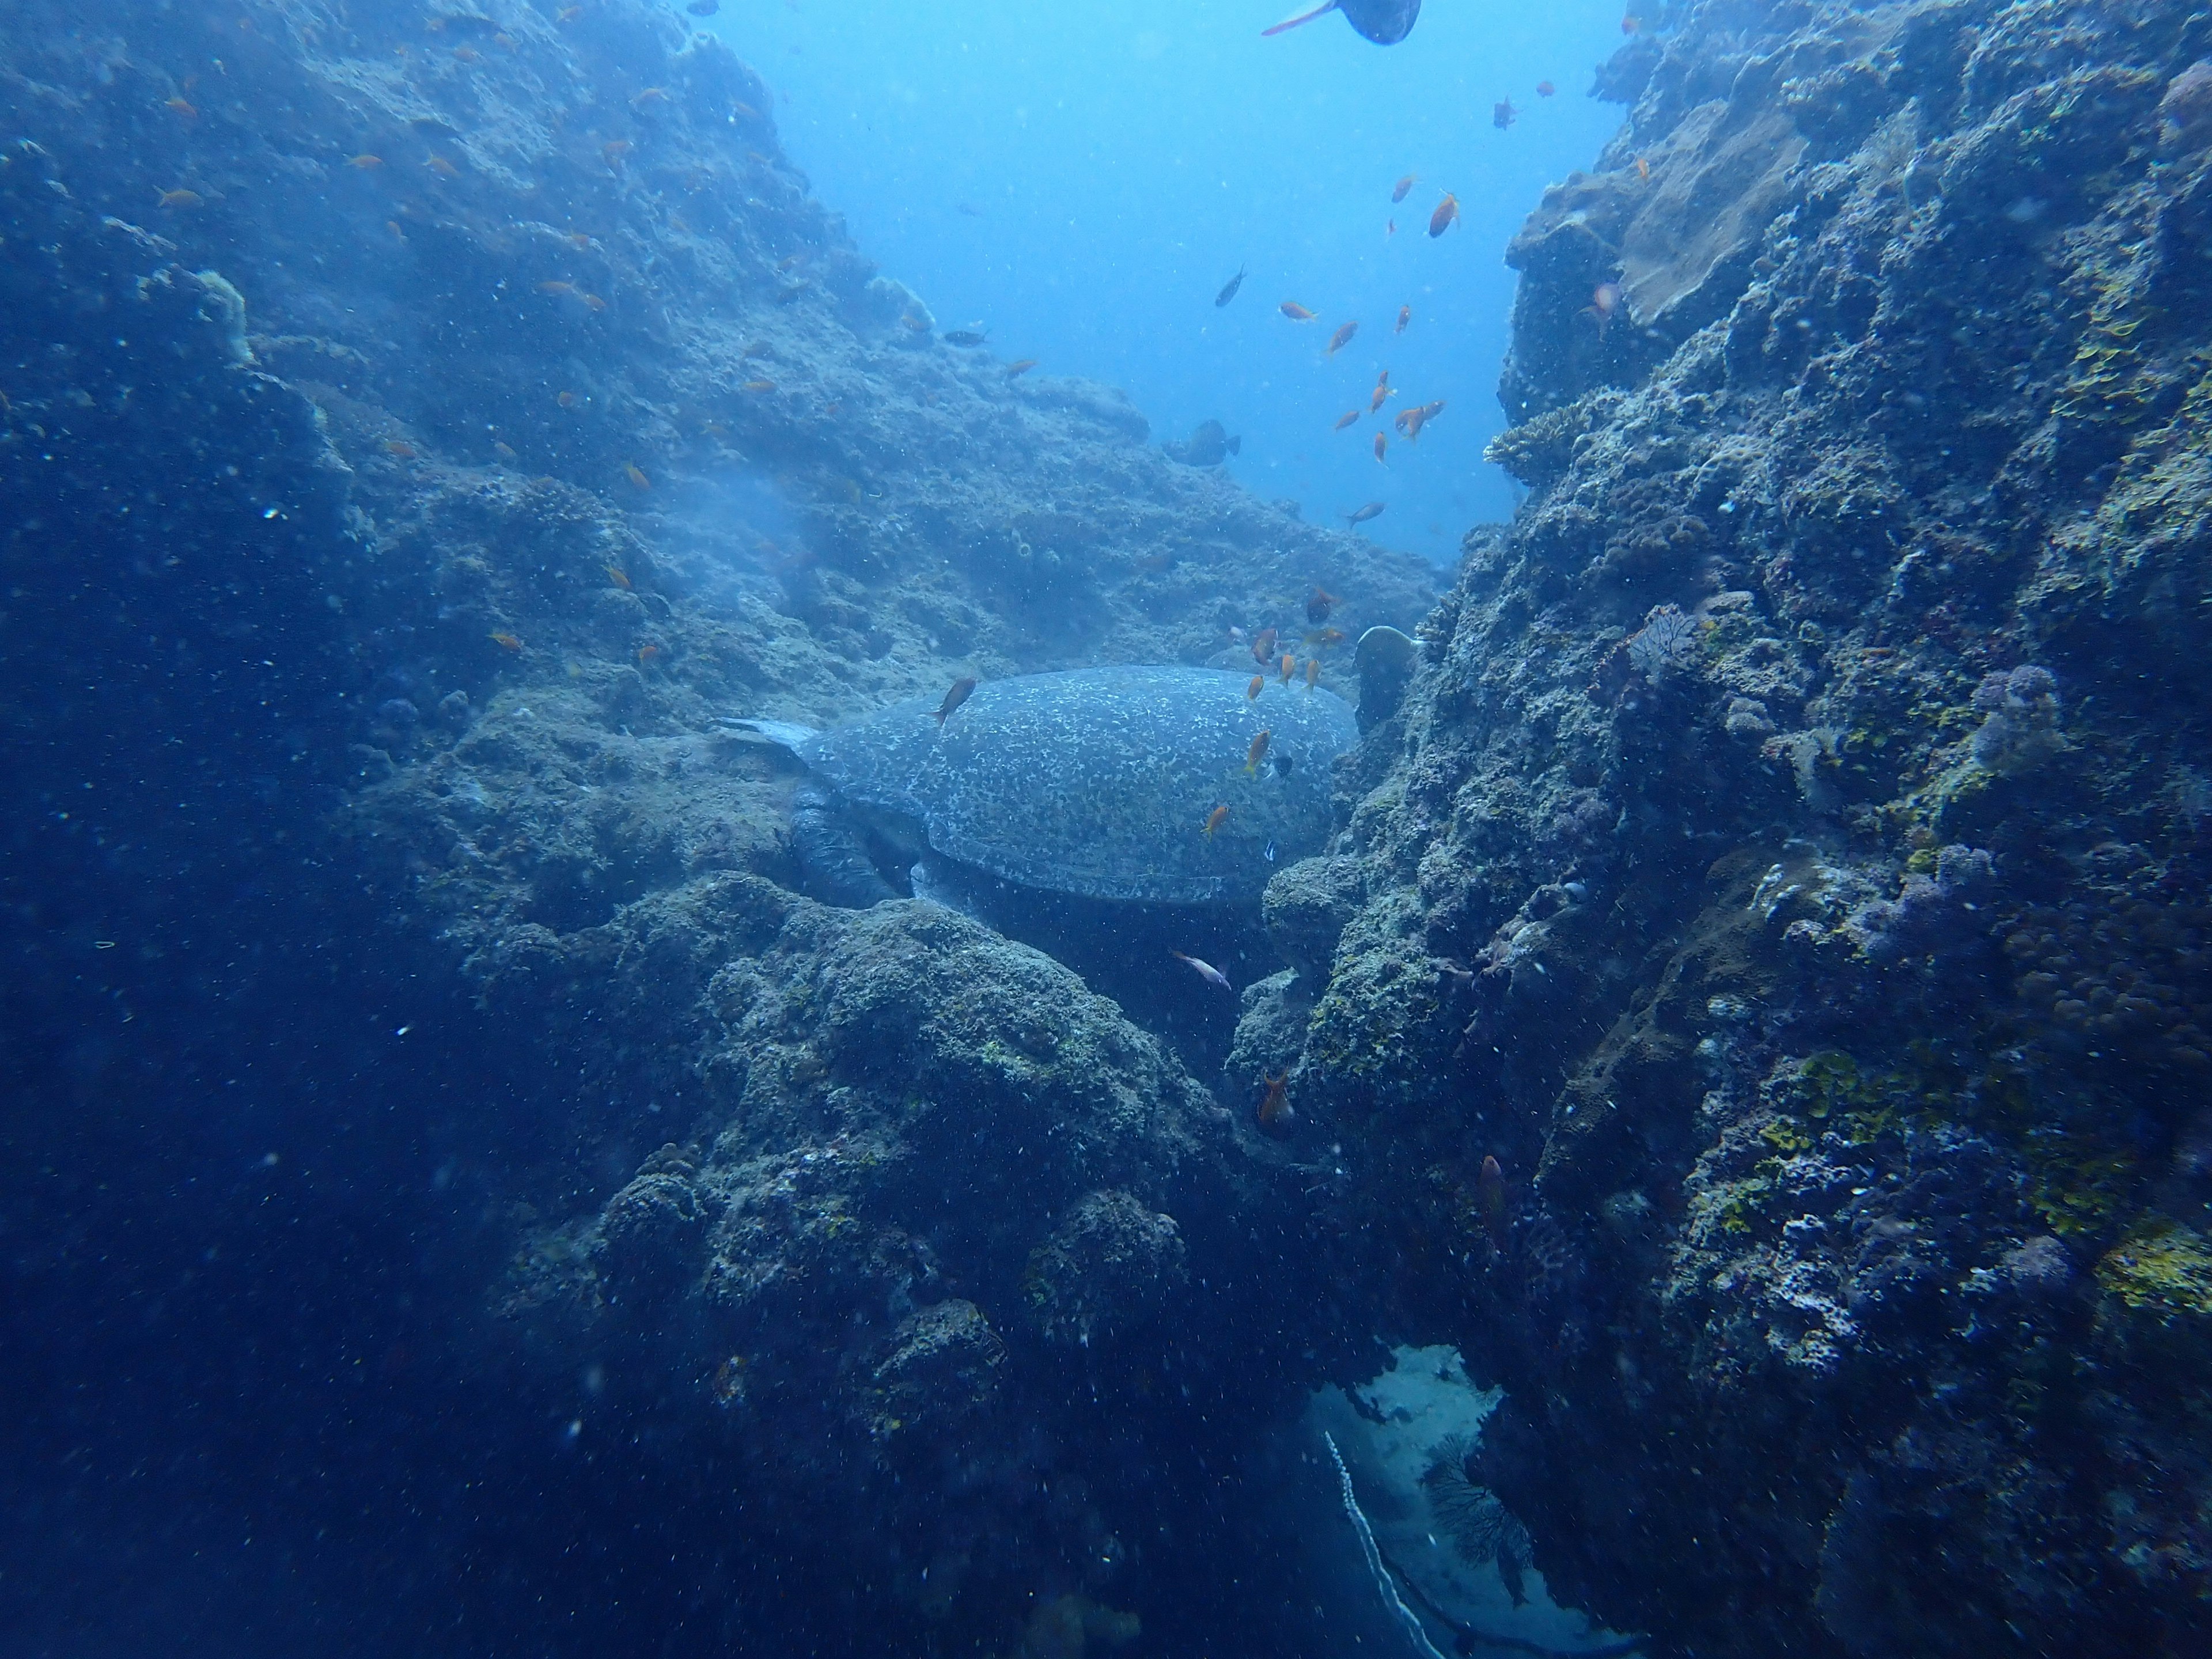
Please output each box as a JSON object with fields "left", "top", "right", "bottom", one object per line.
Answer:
{"left": 704, "top": 1, "right": 1630, "bottom": 561}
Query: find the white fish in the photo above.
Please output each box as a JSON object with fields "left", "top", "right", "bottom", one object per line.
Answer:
{"left": 1172, "top": 951, "right": 1233, "bottom": 991}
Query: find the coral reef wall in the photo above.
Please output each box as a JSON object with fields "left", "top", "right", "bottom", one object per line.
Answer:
{"left": 1, "top": 2, "right": 1431, "bottom": 1652}
{"left": 1277, "top": 1, "right": 2212, "bottom": 1653}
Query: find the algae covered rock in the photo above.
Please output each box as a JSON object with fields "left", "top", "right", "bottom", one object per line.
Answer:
{"left": 1262, "top": 855, "right": 1368, "bottom": 983}
{"left": 534, "top": 892, "right": 1263, "bottom": 1441}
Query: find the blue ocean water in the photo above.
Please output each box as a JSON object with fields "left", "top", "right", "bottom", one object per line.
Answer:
{"left": 710, "top": 0, "right": 1627, "bottom": 558}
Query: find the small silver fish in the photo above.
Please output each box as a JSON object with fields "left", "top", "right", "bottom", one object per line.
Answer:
{"left": 1172, "top": 950, "right": 1233, "bottom": 991}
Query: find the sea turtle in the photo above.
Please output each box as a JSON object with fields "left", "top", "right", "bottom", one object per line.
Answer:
{"left": 741, "top": 665, "right": 1361, "bottom": 908}
{"left": 1263, "top": 0, "right": 1422, "bottom": 46}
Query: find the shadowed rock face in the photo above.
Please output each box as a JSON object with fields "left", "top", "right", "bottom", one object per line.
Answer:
{"left": 0, "top": 1, "right": 1423, "bottom": 1652}
{"left": 511, "top": 889, "right": 1289, "bottom": 1617}
{"left": 1249, "top": 2, "right": 2212, "bottom": 1653}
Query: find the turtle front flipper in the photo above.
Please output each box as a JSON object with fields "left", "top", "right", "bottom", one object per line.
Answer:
{"left": 791, "top": 782, "right": 900, "bottom": 908}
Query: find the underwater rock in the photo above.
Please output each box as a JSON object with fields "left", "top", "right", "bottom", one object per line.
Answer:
{"left": 1262, "top": 855, "right": 1367, "bottom": 984}
{"left": 1021, "top": 1188, "right": 1190, "bottom": 1350}
{"left": 1270, "top": 1, "right": 2212, "bottom": 1652}
{"left": 1353, "top": 623, "right": 1421, "bottom": 729}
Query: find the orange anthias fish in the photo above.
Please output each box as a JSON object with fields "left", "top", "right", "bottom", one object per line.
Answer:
{"left": 1537, "top": 79, "right": 1556, "bottom": 97}
{"left": 1005, "top": 358, "right": 1040, "bottom": 377}
{"left": 604, "top": 565, "right": 632, "bottom": 589}
{"left": 1392, "top": 174, "right": 1415, "bottom": 203}
{"left": 1373, "top": 431, "right": 1388, "bottom": 464}
{"left": 1475, "top": 1154, "right": 1509, "bottom": 1247}
{"left": 1257, "top": 1071, "right": 1296, "bottom": 1132}
{"left": 1279, "top": 300, "right": 1317, "bottom": 322}
{"left": 165, "top": 96, "right": 198, "bottom": 119}
{"left": 1172, "top": 951, "right": 1233, "bottom": 992}
{"left": 1305, "top": 658, "right": 1320, "bottom": 688}
{"left": 1395, "top": 399, "right": 1446, "bottom": 441}
{"left": 932, "top": 676, "right": 979, "bottom": 726}
{"left": 1636, "top": 155, "right": 1652, "bottom": 183}
{"left": 537, "top": 280, "right": 575, "bottom": 296}
{"left": 625, "top": 463, "right": 650, "bottom": 489}
{"left": 1245, "top": 729, "right": 1272, "bottom": 774}
{"left": 1325, "top": 320, "right": 1359, "bottom": 355}
{"left": 1395, "top": 305, "right": 1411, "bottom": 334}
{"left": 489, "top": 631, "right": 523, "bottom": 652}
{"left": 1621, "top": 14, "right": 1641, "bottom": 34}
{"left": 1203, "top": 803, "right": 1229, "bottom": 840}
{"left": 1278, "top": 652, "right": 1295, "bottom": 684}
{"left": 1369, "top": 381, "right": 1391, "bottom": 413}
{"left": 1307, "top": 586, "right": 1337, "bottom": 623}
{"left": 1247, "top": 674, "right": 1265, "bottom": 702}
{"left": 158, "top": 188, "right": 202, "bottom": 209}
{"left": 1305, "top": 627, "right": 1347, "bottom": 649}
{"left": 1429, "top": 193, "right": 1459, "bottom": 237}
{"left": 1251, "top": 627, "right": 1279, "bottom": 664}
{"left": 1334, "top": 410, "right": 1359, "bottom": 431}
{"left": 348, "top": 153, "right": 384, "bottom": 169}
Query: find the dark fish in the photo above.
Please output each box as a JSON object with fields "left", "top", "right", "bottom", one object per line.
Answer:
{"left": 1262, "top": 0, "right": 1422, "bottom": 46}
{"left": 1325, "top": 320, "right": 1359, "bottom": 355}
{"left": 942, "top": 329, "right": 988, "bottom": 347}
{"left": 1308, "top": 586, "right": 1339, "bottom": 621}
{"left": 1391, "top": 173, "right": 1415, "bottom": 203}
{"left": 1475, "top": 1154, "right": 1508, "bottom": 1247}
{"left": 687, "top": 0, "right": 719, "bottom": 14}
{"left": 1215, "top": 266, "right": 1247, "bottom": 307}
{"left": 1342, "top": 502, "right": 1385, "bottom": 526}
{"left": 1429, "top": 193, "right": 1459, "bottom": 237}
{"left": 1494, "top": 99, "right": 1517, "bottom": 130}
{"left": 932, "top": 676, "right": 979, "bottom": 726}
{"left": 1163, "top": 419, "right": 1241, "bottom": 467}
{"left": 1257, "top": 1071, "right": 1296, "bottom": 1131}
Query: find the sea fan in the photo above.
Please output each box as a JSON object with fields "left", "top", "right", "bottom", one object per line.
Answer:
{"left": 1626, "top": 604, "right": 1703, "bottom": 681}
{"left": 1421, "top": 1435, "right": 1534, "bottom": 1600}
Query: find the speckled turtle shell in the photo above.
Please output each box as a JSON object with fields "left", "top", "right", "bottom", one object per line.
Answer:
{"left": 793, "top": 666, "right": 1359, "bottom": 904}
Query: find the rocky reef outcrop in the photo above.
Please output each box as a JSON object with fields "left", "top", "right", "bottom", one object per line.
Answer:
{"left": 1, "top": 1, "right": 1427, "bottom": 1651}
{"left": 1264, "top": 2, "right": 2212, "bottom": 1653}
